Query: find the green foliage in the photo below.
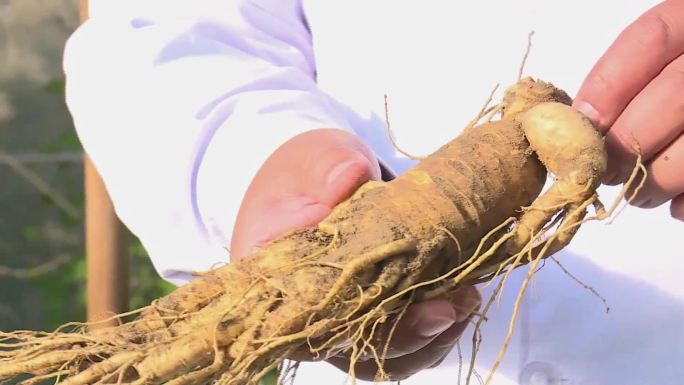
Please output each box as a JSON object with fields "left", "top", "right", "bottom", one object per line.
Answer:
{"left": 39, "top": 131, "right": 82, "bottom": 154}
{"left": 259, "top": 368, "right": 279, "bottom": 385}
{"left": 30, "top": 255, "right": 87, "bottom": 330}
{"left": 21, "top": 225, "right": 39, "bottom": 242}
{"left": 27, "top": 238, "right": 177, "bottom": 330}
{"left": 27, "top": 238, "right": 179, "bottom": 330}
{"left": 4, "top": 74, "right": 175, "bottom": 333}
{"left": 43, "top": 78, "right": 66, "bottom": 96}
{"left": 128, "top": 239, "right": 177, "bottom": 310}
{"left": 19, "top": 103, "right": 176, "bottom": 329}
{"left": 38, "top": 76, "right": 81, "bottom": 155}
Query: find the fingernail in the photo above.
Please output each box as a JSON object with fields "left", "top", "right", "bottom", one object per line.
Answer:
{"left": 415, "top": 315, "right": 456, "bottom": 338}
{"left": 573, "top": 101, "right": 602, "bottom": 128}
{"left": 453, "top": 298, "right": 481, "bottom": 322}
{"left": 325, "top": 156, "right": 368, "bottom": 186}
{"left": 449, "top": 287, "right": 482, "bottom": 322}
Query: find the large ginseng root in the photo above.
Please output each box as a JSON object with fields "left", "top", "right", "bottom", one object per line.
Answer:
{"left": 0, "top": 78, "right": 610, "bottom": 385}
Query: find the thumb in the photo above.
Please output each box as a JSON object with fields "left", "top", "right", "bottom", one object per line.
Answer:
{"left": 230, "top": 129, "right": 381, "bottom": 259}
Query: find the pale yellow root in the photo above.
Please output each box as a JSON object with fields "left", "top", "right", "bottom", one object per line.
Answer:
{"left": 384, "top": 94, "right": 424, "bottom": 161}
{"left": 0, "top": 77, "right": 617, "bottom": 385}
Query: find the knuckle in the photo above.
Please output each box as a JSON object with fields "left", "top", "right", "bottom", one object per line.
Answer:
{"left": 585, "top": 71, "right": 616, "bottom": 96}
{"left": 660, "top": 62, "right": 684, "bottom": 91}
{"left": 630, "top": 13, "right": 672, "bottom": 49}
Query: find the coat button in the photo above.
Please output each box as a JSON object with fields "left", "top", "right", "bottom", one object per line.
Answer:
{"left": 519, "top": 361, "right": 563, "bottom": 385}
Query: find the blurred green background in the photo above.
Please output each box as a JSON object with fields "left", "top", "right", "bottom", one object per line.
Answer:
{"left": 0, "top": 0, "right": 174, "bottom": 332}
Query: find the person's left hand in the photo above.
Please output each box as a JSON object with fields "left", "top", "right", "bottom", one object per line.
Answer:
{"left": 573, "top": 0, "right": 684, "bottom": 221}
{"left": 230, "top": 128, "right": 481, "bottom": 381}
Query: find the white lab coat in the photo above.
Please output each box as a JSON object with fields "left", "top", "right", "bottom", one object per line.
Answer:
{"left": 63, "top": 1, "right": 684, "bottom": 384}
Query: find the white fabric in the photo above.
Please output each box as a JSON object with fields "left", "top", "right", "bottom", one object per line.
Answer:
{"left": 64, "top": 1, "right": 684, "bottom": 384}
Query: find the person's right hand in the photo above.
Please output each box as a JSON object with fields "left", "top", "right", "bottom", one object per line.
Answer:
{"left": 231, "top": 128, "right": 481, "bottom": 381}
{"left": 573, "top": 0, "right": 684, "bottom": 220}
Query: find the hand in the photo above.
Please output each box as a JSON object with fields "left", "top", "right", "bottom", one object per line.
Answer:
{"left": 231, "top": 128, "right": 481, "bottom": 381}
{"left": 573, "top": 0, "right": 684, "bottom": 220}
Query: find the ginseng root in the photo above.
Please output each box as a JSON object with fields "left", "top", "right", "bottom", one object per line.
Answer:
{"left": 0, "top": 77, "right": 612, "bottom": 385}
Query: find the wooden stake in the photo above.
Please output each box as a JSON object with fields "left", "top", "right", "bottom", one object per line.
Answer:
{"left": 81, "top": 0, "right": 130, "bottom": 327}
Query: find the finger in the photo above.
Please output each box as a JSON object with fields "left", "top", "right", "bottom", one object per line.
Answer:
{"left": 380, "top": 315, "right": 471, "bottom": 379}
{"left": 671, "top": 193, "right": 684, "bottom": 221}
{"left": 379, "top": 286, "right": 481, "bottom": 360}
{"left": 630, "top": 133, "right": 684, "bottom": 208}
{"left": 231, "top": 128, "right": 381, "bottom": 259}
{"left": 574, "top": 0, "right": 684, "bottom": 130}
{"left": 327, "top": 314, "right": 472, "bottom": 381}
{"left": 325, "top": 286, "right": 480, "bottom": 381}
{"left": 600, "top": 53, "right": 684, "bottom": 185}
{"left": 292, "top": 288, "right": 480, "bottom": 362}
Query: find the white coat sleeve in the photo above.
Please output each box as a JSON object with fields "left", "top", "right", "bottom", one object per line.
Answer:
{"left": 63, "top": 0, "right": 356, "bottom": 285}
